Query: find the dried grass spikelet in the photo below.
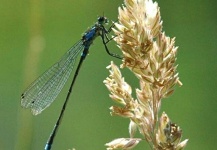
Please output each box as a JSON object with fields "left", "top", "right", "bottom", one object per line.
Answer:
{"left": 104, "top": 0, "right": 188, "bottom": 149}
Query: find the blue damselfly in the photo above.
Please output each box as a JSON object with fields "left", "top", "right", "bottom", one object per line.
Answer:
{"left": 21, "top": 16, "right": 121, "bottom": 150}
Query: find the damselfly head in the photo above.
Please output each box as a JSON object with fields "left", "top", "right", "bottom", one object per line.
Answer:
{"left": 98, "top": 16, "right": 109, "bottom": 25}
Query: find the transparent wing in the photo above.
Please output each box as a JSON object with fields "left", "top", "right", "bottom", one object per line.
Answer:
{"left": 21, "top": 40, "right": 84, "bottom": 115}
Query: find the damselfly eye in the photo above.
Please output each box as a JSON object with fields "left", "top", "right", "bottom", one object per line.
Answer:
{"left": 98, "top": 16, "right": 103, "bottom": 21}
{"left": 98, "top": 16, "right": 108, "bottom": 24}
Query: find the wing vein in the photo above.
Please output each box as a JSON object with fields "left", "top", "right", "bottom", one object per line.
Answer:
{"left": 21, "top": 40, "right": 84, "bottom": 115}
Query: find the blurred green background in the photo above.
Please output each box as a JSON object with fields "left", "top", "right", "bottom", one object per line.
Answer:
{"left": 0, "top": 0, "right": 216, "bottom": 149}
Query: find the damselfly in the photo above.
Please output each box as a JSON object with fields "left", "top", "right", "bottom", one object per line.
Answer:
{"left": 21, "top": 16, "right": 122, "bottom": 150}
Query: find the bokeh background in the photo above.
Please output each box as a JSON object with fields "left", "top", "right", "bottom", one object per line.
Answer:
{"left": 0, "top": 0, "right": 216, "bottom": 149}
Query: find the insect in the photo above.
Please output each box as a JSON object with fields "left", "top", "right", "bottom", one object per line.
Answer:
{"left": 21, "top": 16, "right": 122, "bottom": 150}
